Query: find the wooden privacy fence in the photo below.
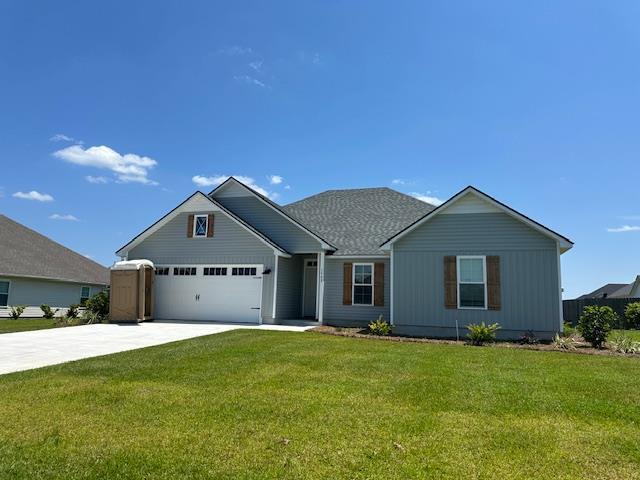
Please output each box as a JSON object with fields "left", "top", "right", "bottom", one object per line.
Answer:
{"left": 563, "top": 297, "right": 640, "bottom": 327}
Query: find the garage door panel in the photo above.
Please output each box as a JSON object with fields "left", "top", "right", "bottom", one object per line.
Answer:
{"left": 154, "top": 264, "right": 263, "bottom": 323}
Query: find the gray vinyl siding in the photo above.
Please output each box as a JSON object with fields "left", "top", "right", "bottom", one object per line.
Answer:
{"left": 393, "top": 212, "right": 561, "bottom": 339}
{"left": 127, "top": 211, "right": 277, "bottom": 322}
{"left": 0, "top": 276, "right": 105, "bottom": 318}
{"left": 323, "top": 257, "right": 390, "bottom": 327}
{"left": 214, "top": 196, "right": 323, "bottom": 253}
{"left": 274, "top": 255, "right": 305, "bottom": 319}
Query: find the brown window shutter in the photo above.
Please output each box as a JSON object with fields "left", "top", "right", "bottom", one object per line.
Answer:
{"left": 343, "top": 262, "right": 353, "bottom": 305}
{"left": 374, "top": 262, "right": 384, "bottom": 306}
{"left": 207, "top": 214, "right": 214, "bottom": 237}
{"left": 444, "top": 256, "right": 457, "bottom": 309}
{"left": 187, "top": 214, "right": 194, "bottom": 238}
{"left": 487, "top": 256, "right": 501, "bottom": 310}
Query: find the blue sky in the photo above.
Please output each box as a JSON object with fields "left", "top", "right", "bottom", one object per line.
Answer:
{"left": 1, "top": 1, "right": 638, "bottom": 298}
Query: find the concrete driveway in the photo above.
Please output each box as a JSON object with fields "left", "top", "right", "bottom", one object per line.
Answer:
{"left": 0, "top": 321, "right": 311, "bottom": 375}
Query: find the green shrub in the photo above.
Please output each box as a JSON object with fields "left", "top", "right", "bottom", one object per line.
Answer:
{"left": 624, "top": 302, "right": 640, "bottom": 329}
{"left": 66, "top": 304, "right": 80, "bottom": 319}
{"left": 368, "top": 316, "right": 391, "bottom": 336}
{"left": 40, "top": 304, "right": 59, "bottom": 320}
{"left": 578, "top": 305, "right": 616, "bottom": 348}
{"left": 466, "top": 322, "right": 500, "bottom": 346}
{"left": 552, "top": 333, "right": 577, "bottom": 350}
{"left": 9, "top": 305, "right": 25, "bottom": 320}
{"left": 562, "top": 322, "right": 576, "bottom": 337}
{"left": 81, "top": 310, "right": 102, "bottom": 325}
{"left": 85, "top": 291, "right": 109, "bottom": 320}
{"left": 608, "top": 332, "right": 640, "bottom": 354}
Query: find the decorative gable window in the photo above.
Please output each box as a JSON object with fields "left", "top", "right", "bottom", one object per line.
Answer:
{"left": 193, "top": 215, "right": 208, "bottom": 237}
{"left": 457, "top": 256, "right": 486, "bottom": 309}
{"left": 353, "top": 263, "right": 374, "bottom": 305}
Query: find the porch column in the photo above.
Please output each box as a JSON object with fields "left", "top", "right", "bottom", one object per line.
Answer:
{"left": 317, "top": 251, "right": 326, "bottom": 324}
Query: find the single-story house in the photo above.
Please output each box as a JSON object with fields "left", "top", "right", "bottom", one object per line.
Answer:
{"left": 116, "top": 178, "right": 573, "bottom": 339}
{"left": 0, "top": 215, "right": 109, "bottom": 317}
{"left": 577, "top": 276, "right": 640, "bottom": 299}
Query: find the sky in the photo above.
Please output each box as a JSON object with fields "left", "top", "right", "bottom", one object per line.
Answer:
{"left": 0, "top": 1, "right": 638, "bottom": 299}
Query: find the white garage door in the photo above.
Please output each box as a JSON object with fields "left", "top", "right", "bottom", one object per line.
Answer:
{"left": 154, "top": 265, "right": 263, "bottom": 323}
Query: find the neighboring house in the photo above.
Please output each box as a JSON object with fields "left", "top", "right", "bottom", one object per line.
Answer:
{"left": 0, "top": 215, "right": 109, "bottom": 317}
{"left": 116, "top": 178, "right": 573, "bottom": 339}
{"left": 577, "top": 276, "right": 640, "bottom": 299}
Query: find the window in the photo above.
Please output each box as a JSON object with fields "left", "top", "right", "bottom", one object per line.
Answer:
{"left": 0, "top": 281, "right": 9, "bottom": 307}
{"left": 232, "top": 267, "right": 257, "bottom": 276}
{"left": 457, "top": 256, "right": 486, "bottom": 309}
{"left": 174, "top": 267, "right": 197, "bottom": 276}
{"left": 193, "top": 215, "right": 208, "bottom": 237}
{"left": 80, "top": 286, "right": 91, "bottom": 305}
{"left": 204, "top": 267, "right": 227, "bottom": 276}
{"left": 155, "top": 267, "right": 169, "bottom": 276}
{"left": 353, "top": 263, "right": 373, "bottom": 305}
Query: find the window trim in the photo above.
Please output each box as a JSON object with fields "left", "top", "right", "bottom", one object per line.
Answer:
{"left": 0, "top": 280, "right": 10, "bottom": 308}
{"left": 352, "top": 262, "right": 374, "bottom": 306}
{"left": 80, "top": 285, "right": 91, "bottom": 305}
{"left": 192, "top": 214, "right": 209, "bottom": 238}
{"left": 456, "top": 255, "right": 487, "bottom": 310}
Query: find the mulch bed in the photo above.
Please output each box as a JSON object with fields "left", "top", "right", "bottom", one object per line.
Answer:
{"left": 310, "top": 326, "right": 639, "bottom": 358}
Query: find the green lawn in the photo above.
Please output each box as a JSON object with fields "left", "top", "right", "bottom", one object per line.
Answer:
{"left": 0, "top": 318, "right": 57, "bottom": 334}
{"left": 613, "top": 329, "right": 640, "bottom": 341}
{"left": 0, "top": 330, "right": 639, "bottom": 479}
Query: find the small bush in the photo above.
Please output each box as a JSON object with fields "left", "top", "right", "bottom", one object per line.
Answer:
{"left": 9, "top": 305, "right": 25, "bottom": 320}
{"left": 40, "top": 304, "right": 59, "bottom": 320}
{"left": 553, "top": 333, "right": 577, "bottom": 350}
{"left": 85, "top": 291, "right": 109, "bottom": 320}
{"left": 66, "top": 304, "right": 80, "bottom": 319}
{"left": 578, "top": 305, "right": 616, "bottom": 348}
{"left": 624, "top": 302, "right": 640, "bottom": 330}
{"left": 608, "top": 332, "right": 640, "bottom": 354}
{"left": 518, "top": 330, "right": 539, "bottom": 345}
{"left": 562, "top": 323, "right": 576, "bottom": 337}
{"left": 466, "top": 322, "right": 500, "bottom": 346}
{"left": 368, "top": 316, "right": 391, "bottom": 336}
{"left": 81, "top": 310, "right": 102, "bottom": 325}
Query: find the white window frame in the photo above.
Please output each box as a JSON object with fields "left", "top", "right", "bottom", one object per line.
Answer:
{"left": 352, "top": 262, "right": 374, "bottom": 306}
{"left": 0, "top": 280, "right": 10, "bottom": 308}
{"left": 456, "top": 255, "right": 487, "bottom": 310}
{"left": 80, "top": 285, "right": 91, "bottom": 305}
{"left": 193, "top": 214, "right": 209, "bottom": 238}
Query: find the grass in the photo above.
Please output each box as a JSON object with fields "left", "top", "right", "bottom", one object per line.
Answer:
{"left": 0, "top": 330, "right": 639, "bottom": 479}
{"left": 0, "top": 318, "right": 57, "bottom": 334}
{"left": 613, "top": 329, "right": 640, "bottom": 341}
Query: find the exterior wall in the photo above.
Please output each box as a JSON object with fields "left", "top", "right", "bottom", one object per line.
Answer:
{"left": 0, "top": 276, "right": 106, "bottom": 318}
{"left": 392, "top": 212, "right": 561, "bottom": 339}
{"left": 127, "top": 211, "right": 277, "bottom": 322}
{"left": 274, "top": 255, "right": 305, "bottom": 320}
{"left": 213, "top": 196, "right": 323, "bottom": 254}
{"left": 323, "top": 257, "right": 391, "bottom": 327}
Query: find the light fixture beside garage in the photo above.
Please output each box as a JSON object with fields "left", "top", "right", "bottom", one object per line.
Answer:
{"left": 262, "top": 268, "right": 271, "bottom": 275}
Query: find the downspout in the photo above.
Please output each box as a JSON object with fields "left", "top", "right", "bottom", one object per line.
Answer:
{"left": 271, "top": 253, "right": 279, "bottom": 323}
{"left": 390, "top": 244, "right": 394, "bottom": 326}
{"left": 557, "top": 242, "right": 564, "bottom": 333}
{"left": 318, "top": 251, "right": 326, "bottom": 324}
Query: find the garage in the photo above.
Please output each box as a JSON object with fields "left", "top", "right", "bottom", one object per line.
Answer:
{"left": 154, "top": 264, "right": 263, "bottom": 323}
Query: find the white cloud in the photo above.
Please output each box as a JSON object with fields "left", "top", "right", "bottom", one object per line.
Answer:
{"left": 620, "top": 215, "right": 640, "bottom": 221}
{"left": 284, "top": 185, "right": 291, "bottom": 190}
{"left": 192, "top": 175, "right": 273, "bottom": 198}
{"left": 13, "top": 191, "right": 54, "bottom": 202}
{"left": 234, "top": 74, "right": 267, "bottom": 88}
{"left": 85, "top": 175, "right": 109, "bottom": 184}
{"left": 53, "top": 145, "right": 158, "bottom": 185}
{"left": 249, "top": 60, "right": 263, "bottom": 72}
{"left": 410, "top": 192, "right": 444, "bottom": 206}
{"left": 607, "top": 225, "right": 640, "bottom": 233}
{"left": 49, "top": 214, "right": 79, "bottom": 221}
{"left": 391, "top": 179, "right": 406, "bottom": 185}
{"left": 218, "top": 46, "right": 253, "bottom": 56}
{"left": 268, "top": 175, "right": 283, "bottom": 185}
{"left": 50, "top": 133, "right": 82, "bottom": 144}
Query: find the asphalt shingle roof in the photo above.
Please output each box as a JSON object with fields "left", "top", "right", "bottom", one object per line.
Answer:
{"left": 283, "top": 188, "right": 436, "bottom": 256}
{"left": 0, "top": 215, "right": 109, "bottom": 285}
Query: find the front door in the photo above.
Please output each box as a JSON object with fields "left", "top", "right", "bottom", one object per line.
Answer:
{"left": 303, "top": 260, "right": 318, "bottom": 318}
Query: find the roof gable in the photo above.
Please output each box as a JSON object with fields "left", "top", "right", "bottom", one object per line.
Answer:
{"left": 209, "top": 177, "right": 337, "bottom": 251}
{"left": 380, "top": 186, "right": 574, "bottom": 253}
{"left": 115, "top": 192, "right": 290, "bottom": 257}
{"left": 0, "top": 215, "right": 109, "bottom": 285}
